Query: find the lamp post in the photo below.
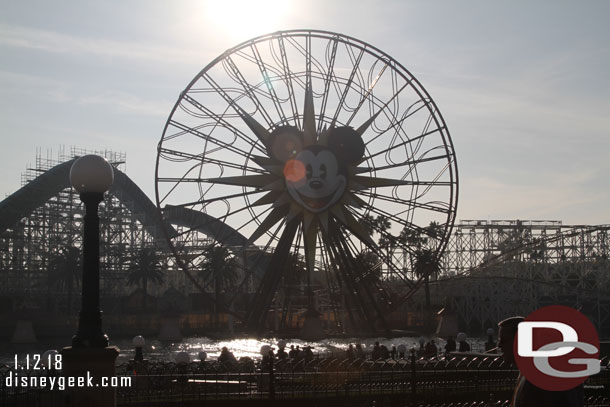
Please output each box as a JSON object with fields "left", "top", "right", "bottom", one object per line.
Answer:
{"left": 69, "top": 155, "right": 114, "bottom": 348}
{"left": 133, "top": 335, "right": 145, "bottom": 362}
{"left": 61, "top": 155, "right": 118, "bottom": 407}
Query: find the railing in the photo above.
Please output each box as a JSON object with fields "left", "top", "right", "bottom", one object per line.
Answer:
{"left": 2, "top": 355, "right": 609, "bottom": 406}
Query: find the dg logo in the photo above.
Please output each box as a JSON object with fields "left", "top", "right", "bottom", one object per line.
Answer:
{"left": 515, "top": 305, "right": 601, "bottom": 391}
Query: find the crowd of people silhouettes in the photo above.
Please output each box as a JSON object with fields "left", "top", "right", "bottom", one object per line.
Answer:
{"left": 212, "top": 334, "right": 475, "bottom": 366}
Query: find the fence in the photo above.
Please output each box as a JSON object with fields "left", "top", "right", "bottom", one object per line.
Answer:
{"left": 2, "top": 355, "right": 609, "bottom": 406}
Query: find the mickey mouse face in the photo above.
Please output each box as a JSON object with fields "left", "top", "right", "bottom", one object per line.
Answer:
{"left": 271, "top": 125, "right": 365, "bottom": 214}
{"left": 285, "top": 147, "right": 346, "bottom": 213}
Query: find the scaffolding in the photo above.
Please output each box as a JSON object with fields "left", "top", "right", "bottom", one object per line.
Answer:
{"left": 429, "top": 220, "right": 610, "bottom": 335}
{"left": 442, "top": 220, "right": 609, "bottom": 273}
{"left": 0, "top": 148, "right": 189, "bottom": 314}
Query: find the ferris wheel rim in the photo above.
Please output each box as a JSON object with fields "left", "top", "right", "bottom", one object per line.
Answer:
{"left": 154, "top": 29, "right": 459, "bottom": 329}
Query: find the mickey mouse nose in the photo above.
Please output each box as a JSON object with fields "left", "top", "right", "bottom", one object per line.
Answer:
{"left": 309, "top": 180, "right": 323, "bottom": 190}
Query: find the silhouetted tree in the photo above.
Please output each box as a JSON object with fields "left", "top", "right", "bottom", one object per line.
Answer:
{"left": 361, "top": 214, "right": 378, "bottom": 236}
{"left": 198, "top": 243, "right": 238, "bottom": 325}
{"left": 398, "top": 221, "right": 444, "bottom": 331}
{"left": 355, "top": 250, "right": 383, "bottom": 285}
{"left": 48, "top": 246, "right": 81, "bottom": 314}
{"left": 413, "top": 247, "right": 441, "bottom": 309}
{"left": 127, "top": 247, "right": 164, "bottom": 309}
{"left": 425, "top": 221, "right": 442, "bottom": 249}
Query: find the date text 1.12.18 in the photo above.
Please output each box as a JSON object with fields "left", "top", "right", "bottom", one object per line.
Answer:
{"left": 14, "top": 354, "right": 62, "bottom": 370}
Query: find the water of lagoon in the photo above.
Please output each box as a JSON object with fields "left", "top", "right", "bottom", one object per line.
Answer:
{"left": 1, "top": 335, "right": 489, "bottom": 366}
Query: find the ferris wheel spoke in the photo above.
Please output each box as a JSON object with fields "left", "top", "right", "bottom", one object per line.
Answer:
{"left": 360, "top": 96, "right": 425, "bottom": 147}
{"left": 156, "top": 158, "right": 210, "bottom": 205}
{"left": 179, "top": 94, "right": 268, "bottom": 155}
{"left": 167, "top": 119, "right": 266, "bottom": 158}
{"left": 168, "top": 203, "right": 272, "bottom": 241}
{"left": 248, "top": 44, "right": 291, "bottom": 125}
{"left": 371, "top": 153, "right": 453, "bottom": 173}
{"left": 356, "top": 190, "right": 452, "bottom": 215}
{"left": 413, "top": 161, "right": 455, "bottom": 198}
{"left": 303, "top": 86, "right": 317, "bottom": 145}
{"left": 348, "top": 221, "right": 420, "bottom": 289}
{"left": 321, "top": 227, "right": 371, "bottom": 325}
{"left": 329, "top": 47, "right": 365, "bottom": 125}
{"left": 226, "top": 216, "right": 288, "bottom": 302}
{"left": 352, "top": 175, "right": 427, "bottom": 188}
{"left": 202, "top": 174, "right": 283, "bottom": 190}
{"left": 246, "top": 217, "right": 300, "bottom": 331}
{"left": 343, "top": 62, "right": 390, "bottom": 128}
{"left": 362, "top": 126, "right": 444, "bottom": 162}
{"left": 157, "top": 150, "right": 265, "bottom": 175}
{"left": 316, "top": 38, "right": 338, "bottom": 132}
{"left": 354, "top": 203, "right": 431, "bottom": 239}
{"left": 249, "top": 204, "right": 290, "bottom": 243}
{"left": 329, "top": 206, "right": 375, "bottom": 246}
{"left": 232, "top": 217, "right": 287, "bottom": 300}
{"left": 275, "top": 34, "right": 301, "bottom": 126}
{"left": 165, "top": 189, "right": 266, "bottom": 210}
{"left": 283, "top": 35, "right": 328, "bottom": 88}
{"left": 330, "top": 221, "right": 390, "bottom": 331}
{"left": 224, "top": 56, "right": 276, "bottom": 127}
{"left": 341, "top": 226, "right": 398, "bottom": 305}
{"left": 361, "top": 220, "right": 418, "bottom": 262}
{"left": 201, "top": 72, "right": 274, "bottom": 131}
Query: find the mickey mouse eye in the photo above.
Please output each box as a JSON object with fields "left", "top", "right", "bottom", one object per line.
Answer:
{"left": 320, "top": 164, "right": 327, "bottom": 179}
{"left": 306, "top": 164, "right": 312, "bottom": 179}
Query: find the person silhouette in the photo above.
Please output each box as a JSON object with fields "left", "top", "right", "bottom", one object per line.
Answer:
{"left": 445, "top": 336, "right": 456, "bottom": 354}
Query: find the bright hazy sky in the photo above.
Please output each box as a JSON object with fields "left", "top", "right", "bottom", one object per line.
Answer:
{"left": 1, "top": 0, "right": 609, "bottom": 225}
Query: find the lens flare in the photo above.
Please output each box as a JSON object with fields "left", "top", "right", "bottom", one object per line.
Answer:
{"left": 283, "top": 159, "right": 306, "bottom": 184}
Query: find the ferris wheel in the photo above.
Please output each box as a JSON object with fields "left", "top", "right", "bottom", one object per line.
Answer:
{"left": 155, "top": 30, "right": 458, "bottom": 333}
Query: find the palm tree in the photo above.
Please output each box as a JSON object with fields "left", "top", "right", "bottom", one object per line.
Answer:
{"left": 198, "top": 243, "right": 239, "bottom": 325}
{"left": 413, "top": 248, "right": 440, "bottom": 303}
{"left": 127, "top": 247, "right": 164, "bottom": 309}
{"left": 399, "top": 226, "right": 427, "bottom": 249}
{"left": 354, "top": 250, "right": 383, "bottom": 285}
{"left": 361, "top": 214, "right": 378, "bottom": 236}
{"left": 425, "top": 221, "right": 441, "bottom": 249}
{"left": 48, "top": 246, "right": 81, "bottom": 314}
{"left": 375, "top": 215, "right": 392, "bottom": 234}
{"left": 398, "top": 221, "right": 443, "bottom": 332}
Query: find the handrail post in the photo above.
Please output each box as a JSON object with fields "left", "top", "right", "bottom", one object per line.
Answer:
{"left": 410, "top": 349, "right": 417, "bottom": 402}
{"left": 269, "top": 351, "right": 275, "bottom": 400}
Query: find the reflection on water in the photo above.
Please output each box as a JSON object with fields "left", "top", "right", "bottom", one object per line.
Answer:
{"left": 2, "top": 336, "right": 488, "bottom": 366}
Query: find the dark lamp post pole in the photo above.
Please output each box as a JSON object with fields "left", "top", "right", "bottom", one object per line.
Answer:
{"left": 69, "top": 155, "right": 114, "bottom": 348}
{"left": 133, "top": 335, "right": 145, "bottom": 361}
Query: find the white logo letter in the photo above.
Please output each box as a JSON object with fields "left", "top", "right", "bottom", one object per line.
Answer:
{"left": 533, "top": 342, "right": 600, "bottom": 378}
{"left": 518, "top": 321, "right": 578, "bottom": 357}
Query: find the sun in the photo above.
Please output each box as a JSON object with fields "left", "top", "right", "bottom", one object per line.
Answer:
{"left": 204, "top": 0, "right": 291, "bottom": 41}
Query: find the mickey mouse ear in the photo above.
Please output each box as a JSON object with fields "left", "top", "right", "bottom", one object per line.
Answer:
{"left": 328, "top": 126, "right": 365, "bottom": 164}
{"left": 267, "top": 125, "right": 303, "bottom": 162}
